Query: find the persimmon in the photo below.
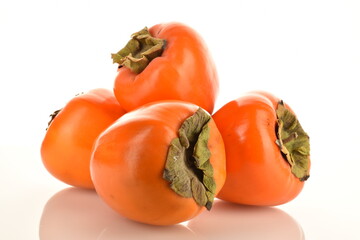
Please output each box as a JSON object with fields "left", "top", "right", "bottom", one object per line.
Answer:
{"left": 41, "top": 89, "right": 126, "bottom": 189}
{"left": 213, "top": 92, "right": 310, "bottom": 206}
{"left": 111, "top": 22, "right": 218, "bottom": 114}
{"left": 90, "top": 101, "right": 226, "bottom": 225}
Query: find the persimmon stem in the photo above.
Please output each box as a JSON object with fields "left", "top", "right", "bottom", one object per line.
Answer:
{"left": 111, "top": 27, "right": 166, "bottom": 74}
{"left": 282, "top": 132, "right": 298, "bottom": 144}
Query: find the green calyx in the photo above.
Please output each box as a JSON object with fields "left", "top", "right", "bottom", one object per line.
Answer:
{"left": 163, "top": 108, "right": 216, "bottom": 210}
{"left": 275, "top": 101, "right": 310, "bottom": 181}
{"left": 111, "top": 27, "right": 166, "bottom": 74}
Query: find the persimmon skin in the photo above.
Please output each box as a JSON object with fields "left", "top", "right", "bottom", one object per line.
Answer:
{"left": 41, "top": 89, "right": 126, "bottom": 189}
{"left": 213, "top": 92, "right": 308, "bottom": 206}
{"left": 113, "top": 22, "right": 218, "bottom": 114}
{"left": 90, "top": 101, "right": 226, "bottom": 225}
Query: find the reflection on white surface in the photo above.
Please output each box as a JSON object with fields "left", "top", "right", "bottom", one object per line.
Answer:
{"left": 39, "top": 188, "right": 197, "bottom": 240}
{"left": 39, "top": 188, "right": 304, "bottom": 240}
{"left": 188, "top": 200, "right": 305, "bottom": 240}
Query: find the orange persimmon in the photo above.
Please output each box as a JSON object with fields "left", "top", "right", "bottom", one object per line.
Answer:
{"left": 111, "top": 22, "right": 218, "bottom": 114}
{"left": 213, "top": 92, "right": 310, "bottom": 206}
{"left": 90, "top": 101, "right": 226, "bottom": 225}
{"left": 41, "top": 88, "right": 126, "bottom": 189}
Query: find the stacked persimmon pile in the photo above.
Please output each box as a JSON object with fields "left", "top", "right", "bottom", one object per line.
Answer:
{"left": 41, "top": 22, "right": 311, "bottom": 226}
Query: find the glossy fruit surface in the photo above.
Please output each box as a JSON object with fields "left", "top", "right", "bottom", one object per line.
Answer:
{"left": 112, "top": 22, "right": 218, "bottom": 113}
{"left": 41, "top": 88, "right": 126, "bottom": 189}
{"left": 213, "top": 92, "right": 310, "bottom": 206}
{"left": 91, "top": 101, "right": 226, "bottom": 225}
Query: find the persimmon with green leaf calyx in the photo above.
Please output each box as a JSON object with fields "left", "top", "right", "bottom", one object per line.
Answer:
{"left": 111, "top": 22, "right": 219, "bottom": 114}
{"left": 90, "top": 101, "right": 226, "bottom": 225}
{"left": 41, "top": 88, "right": 126, "bottom": 189}
{"left": 213, "top": 91, "right": 310, "bottom": 206}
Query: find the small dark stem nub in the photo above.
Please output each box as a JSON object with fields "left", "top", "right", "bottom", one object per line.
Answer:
{"left": 282, "top": 132, "right": 298, "bottom": 144}
{"left": 46, "top": 109, "right": 61, "bottom": 130}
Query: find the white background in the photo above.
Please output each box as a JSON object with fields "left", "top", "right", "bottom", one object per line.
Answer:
{"left": 1, "top": 0, "right": 359, "bottom": 239}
